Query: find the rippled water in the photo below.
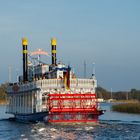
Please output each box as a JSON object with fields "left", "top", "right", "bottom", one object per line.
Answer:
{"left": 99, "top": 103, "right": 140, "bottom": 124}
{"left": 0, "top": 103, "right": 140, "bottom": 140}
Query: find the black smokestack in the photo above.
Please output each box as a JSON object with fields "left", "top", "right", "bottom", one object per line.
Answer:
{"left": 51, "top": 38, "right": 57, "bottom": 65}
{"left": 22, "top": 38, "right": 28, "bottom": 82}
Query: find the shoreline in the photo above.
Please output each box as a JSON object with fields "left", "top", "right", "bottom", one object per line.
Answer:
{"left": 0, "top": 100, "right": 7, "bottom": 105}
{"left": 112, "top": 100, "right": 138, "bottom": 103}
{"left": 112, "top": 102, "right": 140, "bottom": 114}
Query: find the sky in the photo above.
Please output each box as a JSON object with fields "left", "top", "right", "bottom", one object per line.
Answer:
{"left": 0, "top": 0, "right": 140, "bottom": 91}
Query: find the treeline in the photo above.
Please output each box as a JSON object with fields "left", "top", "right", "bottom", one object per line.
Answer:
{"left": 0, "top": 84, "right": 6, "bottom": 100}
{"left": 96, "top": 87, "right": 140, "bottom": 101}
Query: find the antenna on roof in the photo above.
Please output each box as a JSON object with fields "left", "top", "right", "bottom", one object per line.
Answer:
{"left": 92, "top": 62, "right": 95, "bottom": 78}
{"left": 8, "top": 65, "right": 12, "bottom": 83}
{"left": 93, "top": 62, "right": 95, "bottom": 75}
{"left": 84, "top": 60, "right": 86, "bottom": 78}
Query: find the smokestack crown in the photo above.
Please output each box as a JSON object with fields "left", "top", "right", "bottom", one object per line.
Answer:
{"left": 51, "top": 38, "right": 57, "bottom": 46}
{"left": 22, "top": 38, "right": 28, "bottom": 46}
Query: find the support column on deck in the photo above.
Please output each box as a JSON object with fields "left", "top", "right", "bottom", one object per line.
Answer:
{"left": 12, "top": 96, "right": 14, "bottom": 113}
{"left": 9, "top": 96, "right": 11, "bottom": 113}
{"left": 24, "top": 95, "right": 27, "bottom": 113}
{"left": 16, "top": 96, "right": 18, "bottom": 113}
{"left": 13, "top": 96, "right": 15, "bottom": 113}
{"left": 21, "top": 95, "right": 23, "bottom": 113}
{"left": 31, "top": 92, "right": 34, "bottom": 113}
{"left": 23, "top": 95, "right": 24, "bottom": 113}
{"left": 19, "top": 95, "right": 21, "bottom": 113}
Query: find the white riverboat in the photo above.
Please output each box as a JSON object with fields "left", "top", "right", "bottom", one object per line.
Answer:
{"left": 6, "top": 38, "right": 98, "bottom": 122}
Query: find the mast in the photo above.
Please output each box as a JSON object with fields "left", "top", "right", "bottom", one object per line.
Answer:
{"left": 92, "top": 62, "right": 95, "bottom": 76}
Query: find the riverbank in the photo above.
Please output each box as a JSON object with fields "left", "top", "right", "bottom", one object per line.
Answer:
{"left": 112, "top": 100, "right": 138, "bottom": 103}
{"left": 112, "top": 103, "right": 140, "bottom": 114}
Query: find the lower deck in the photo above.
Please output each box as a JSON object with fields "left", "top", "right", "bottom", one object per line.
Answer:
{"left": 6, "top": 90, "right": 48, "bottom": 115}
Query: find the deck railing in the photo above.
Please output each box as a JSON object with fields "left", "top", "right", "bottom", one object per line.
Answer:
{"left": 7, "top": 78, "right": 97, "bottom": 93}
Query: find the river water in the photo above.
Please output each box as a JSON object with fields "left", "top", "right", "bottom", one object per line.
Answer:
{"left": 0, "top": 103, "right": 140, "bottom": 140}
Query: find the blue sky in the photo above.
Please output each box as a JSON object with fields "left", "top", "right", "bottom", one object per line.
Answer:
{"left": 0, "top": 0, "right": 140, "bottom": 91}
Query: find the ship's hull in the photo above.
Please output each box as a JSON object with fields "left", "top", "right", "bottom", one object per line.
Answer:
{"left": 48, "top": 110, "right": 104, "bottom": 123}
{"left": 14, "top": 111, "right": 49, "bottom": 123}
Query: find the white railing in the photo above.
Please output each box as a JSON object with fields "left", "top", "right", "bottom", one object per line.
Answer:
{"left": 70, "top": 79, "right": 95, "bottom": 89}
{"left": 7, "top": 78, "right": 96, "bottom": 93}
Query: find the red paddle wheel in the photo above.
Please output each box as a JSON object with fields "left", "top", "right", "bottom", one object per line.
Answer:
{"left": 47, "top": 93, "right": 103, "bottom": 123}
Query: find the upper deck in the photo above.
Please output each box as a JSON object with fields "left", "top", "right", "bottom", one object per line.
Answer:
{"left": 6, "top": 78, "right": 97, "bottom": 94}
